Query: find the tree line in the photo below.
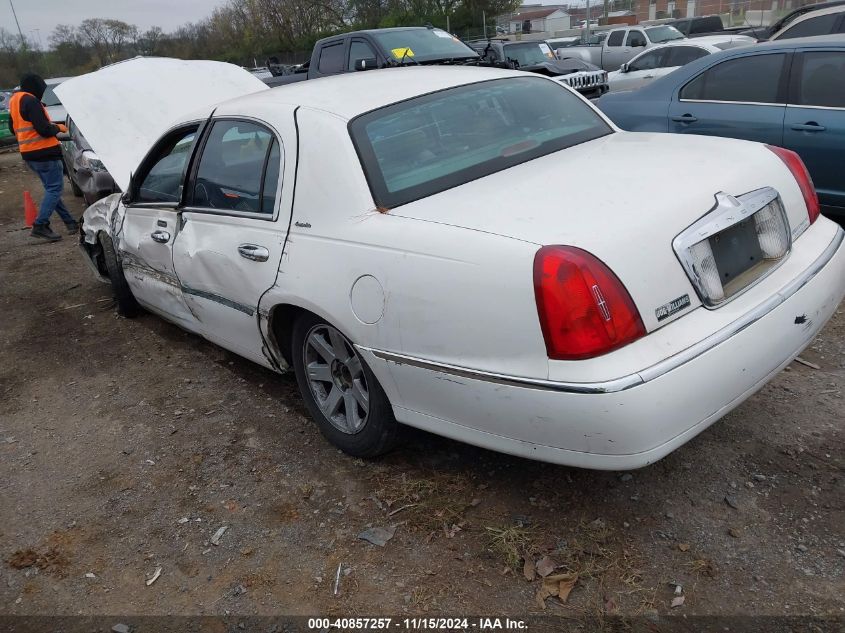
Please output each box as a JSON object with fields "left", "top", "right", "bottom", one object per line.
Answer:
{"left": 0, "top": 0, "right": 521, "bottom": 87}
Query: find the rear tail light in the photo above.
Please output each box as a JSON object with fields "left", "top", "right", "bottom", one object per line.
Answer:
{"left": 534, "top": 246, "right": 646, "bottom": 360}
{"left": 766, "top": 145, "right": 820, "bottom": 224}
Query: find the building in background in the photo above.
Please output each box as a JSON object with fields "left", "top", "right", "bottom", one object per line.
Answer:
{"left": 507, "top": 7, "right": 572, "bottom": 33}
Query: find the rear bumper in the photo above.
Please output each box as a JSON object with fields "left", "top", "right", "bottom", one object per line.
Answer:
{"left": 362, "top": 225, "right": 845, "bottom": 469}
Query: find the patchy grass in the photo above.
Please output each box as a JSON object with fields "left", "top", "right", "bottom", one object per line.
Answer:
{"left": 486, "top": 525, "right": 536, "bottom": 570}
{"left": 369, "top": 471, "right": 478, "bottom": 534}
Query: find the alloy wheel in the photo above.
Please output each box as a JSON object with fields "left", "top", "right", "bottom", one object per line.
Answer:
{"left": 302, "top": 324, "right": 369, "bottom": 434}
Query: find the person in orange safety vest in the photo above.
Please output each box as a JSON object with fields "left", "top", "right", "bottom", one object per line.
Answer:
{"left": 8, "top": 73, "right": 77, "bottom": 241}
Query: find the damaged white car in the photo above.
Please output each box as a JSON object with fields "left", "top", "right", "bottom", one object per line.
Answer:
{"left": 61, "top": 58, "right": 845, "bottom": 469}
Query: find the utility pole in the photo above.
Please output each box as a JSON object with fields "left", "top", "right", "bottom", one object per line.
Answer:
{"left": 483, "top": 10, "right": 487, "bottom": 38}
{"left": 585, "top": 0, "right": 592, "bottom": 39}
{"left": 446, "top": 13, "right": 450, "bottom": 33}
{"left": 9, "top": 0, "right": 28, "bottom": 51}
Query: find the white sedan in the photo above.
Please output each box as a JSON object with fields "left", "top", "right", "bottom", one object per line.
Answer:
{"left": 60, "top": 58, "right": 845, "bottom": 470}
{"left": 607, "top": 35, "right": 754, "bottom": 92}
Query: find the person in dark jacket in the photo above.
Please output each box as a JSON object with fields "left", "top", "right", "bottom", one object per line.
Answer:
{"left": 8, "top": 73, "right": 77, "bottom": 241}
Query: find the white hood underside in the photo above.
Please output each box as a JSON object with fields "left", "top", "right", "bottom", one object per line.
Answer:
{"left": 54, "top": 57, "right": 269, "bottom": 192}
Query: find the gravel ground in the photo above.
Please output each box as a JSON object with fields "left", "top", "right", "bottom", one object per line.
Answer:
{"left": 1, "top": 150, "right": 844, "bottom": 624}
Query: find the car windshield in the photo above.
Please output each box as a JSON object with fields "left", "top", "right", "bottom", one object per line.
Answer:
{"left": 350, "top": 77, "right": 612, "bottom": 208}
{"left": 503, "top": 42, "right": 554, "bottom": 66}
{"left": 646, "top": 25, "right": 685, "bottom": 42}
{"left": 370, "top": 28, "right": 478, "bottom": 62}
{"left": 42, "top": 84, "right": 62, "bottom": 107}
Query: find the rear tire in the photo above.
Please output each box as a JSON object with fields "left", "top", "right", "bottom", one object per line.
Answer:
{"left": 99, "top": 233, "right": 141, "bottom": 318}
{"left": 291, "top": 313, "right": 400, "bottom": 458}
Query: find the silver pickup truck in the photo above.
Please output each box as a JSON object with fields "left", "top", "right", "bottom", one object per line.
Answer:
{"left": 564, "top": 25, "right": 687, "bottom": 71}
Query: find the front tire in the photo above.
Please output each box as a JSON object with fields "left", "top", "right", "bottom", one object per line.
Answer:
{"left": 99, "top": 233, "right": 141, "bottom": 318}
{"left": 291, "top": 313, "right": 399, "bottom": 458}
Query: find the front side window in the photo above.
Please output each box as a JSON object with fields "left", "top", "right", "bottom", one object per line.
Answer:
{"left": 797, "top": 51, "right": 845, "bottom": 108}
{"left": 777, "top": 12, "right": 838, "bottom": 38}
{"left": 137, "top": 127, "right": 198, "bottom": 204}
{"left": 626, "top": 30, "right": 647, "bottom": 47}
{"left": 629, "top": 49, "right": 664, "bottom": 71}
{"left": 191, "top": 120, "right": 279, "bottom": 214}
{"left": 681, "top": 53, "right": 786, "bottom": 104}
{"left": 318, "top": 42, "right": 345, "bottom": 74}
{"left": 350, "top": 77, "right": 612, "bottom": 208}
{"left": 348, "top": 40, "right": 377, "bottom": 70}
{"left": 665, "top": 46, "right": 709, "bottom": 67}
{"left": 607, "top": 30, "right": 625, "bottom": 46}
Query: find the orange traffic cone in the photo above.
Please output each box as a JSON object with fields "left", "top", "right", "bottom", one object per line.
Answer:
{"left": 23, "top": 191, "right": 37, "bottom": 228}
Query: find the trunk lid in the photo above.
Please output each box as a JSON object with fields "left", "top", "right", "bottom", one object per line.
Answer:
{"left": 392, "top": 132, "right": 807, "bottom": 332}
{"left": 54, "top": 57, "right": 268, "bottom": 191}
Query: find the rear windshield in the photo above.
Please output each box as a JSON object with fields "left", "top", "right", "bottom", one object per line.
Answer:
{"left": 370, "top": 29, "right": 479, "bottom": 63}
{"left": 646, "top": 25, "right": 685, "bottom": 42}
{"left": 350, "top": 77, "right": 612, "bottom": 208}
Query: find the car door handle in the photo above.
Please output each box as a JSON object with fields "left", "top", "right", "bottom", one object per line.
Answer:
{"left": 791, "top": 122, "right": 826, "bottom": 132}
{"left": 238, "top": 244, "right": 269, "bottom": 262}
{"left": 150, "top": 230, "right": 170, "bottom": 243}
{"left": 672, "top": 114, "right": 698, "bottom": 123}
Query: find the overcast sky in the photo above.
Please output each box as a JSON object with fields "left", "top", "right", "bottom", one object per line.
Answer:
{"left": 3, "top": 0, "right": 230, "bottom": 46}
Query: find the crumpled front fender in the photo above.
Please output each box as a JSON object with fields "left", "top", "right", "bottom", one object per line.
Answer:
{"left": 81, "top": 193, "right": 124, "bottom": 245}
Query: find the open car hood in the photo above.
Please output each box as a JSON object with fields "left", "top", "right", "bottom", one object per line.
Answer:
{"left": 54, "top": 57, "right": 268, "bottom": 192}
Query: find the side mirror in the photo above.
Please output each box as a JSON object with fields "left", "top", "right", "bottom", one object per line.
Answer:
{"left": 354, "top": 58, "right": 378, "bottom": 71}
{"left": 635, "top": 41, "right": 647, "bottom": 47}
{"left": 57, "top": 132, "right": 71, "bottom": 141}
{"left": 620, "top": 63, "right": 629, "bottom": 73}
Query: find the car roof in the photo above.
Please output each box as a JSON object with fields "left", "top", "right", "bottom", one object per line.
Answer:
{"left": 754, "top": 33, "right": 845, "bottom": 48}
{"left": 45, "top": 77, "right": 73, "bottom": 85}
{"left": 209, "top": 66, "right": 526, "bottom": 122}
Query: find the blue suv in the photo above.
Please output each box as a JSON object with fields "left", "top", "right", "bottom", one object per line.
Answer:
{"left": 598, "top": 36, "right": 845, "bottom": 218}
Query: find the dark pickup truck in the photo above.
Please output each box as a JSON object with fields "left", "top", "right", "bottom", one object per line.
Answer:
{"left": 666, "top": 15, "right": 748, "bottom": 37}
{"left": 264, "top": 26, "right": 479, "bottom": 87}
{"left": 264, "top": 26, "right": 609, "bottom": 99}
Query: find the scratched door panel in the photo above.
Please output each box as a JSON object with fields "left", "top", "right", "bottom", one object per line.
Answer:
{"left": 119, "top": 206, "right": 198, "bottom": 330}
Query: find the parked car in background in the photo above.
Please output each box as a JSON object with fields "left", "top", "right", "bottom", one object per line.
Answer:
{"left": 667, "top": 15, "right": 752, "bottom": 38}
{"left": 547, "top": 32, "right": 608, "bottom": 58}
{"left": 61, "top": 58, "right": 845, "bottom": 469}
{"left": 564, "top": 25, "right": 686, "bottom": 70}
{"left": 58, "top": 116, "right": 118, "bottom": 205}
{"left": 0, "top": 90, "right": 11, "bottom": 110}
{"left": 598, "top": 36, "right": 845, "bottom": 218}
{"left": 739, "top": 0, "right": 845, "bottom": 40}
{"left": 264, "top": 26, "right": 480, "bottom": 87}
{"left": 247, "top": 66, "right": 274, "bottom": 80}
{"left": 468, "top": 39, "right": 608, "bottom": 99}
{"left": 607, "top": 35, "right": 754, "bottom": 92}
{"left": 0, "top": 110, "right": 13, "bottom": 146}
{"left": 42, "top": 77, "right": 71, "bottom": 123}
{"left": 769, "top": 4, "right": 845, "bottom": 40}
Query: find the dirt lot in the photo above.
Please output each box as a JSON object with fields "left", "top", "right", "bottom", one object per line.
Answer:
{"left": 1, "top": 149, "right": 844, "bottom": 626}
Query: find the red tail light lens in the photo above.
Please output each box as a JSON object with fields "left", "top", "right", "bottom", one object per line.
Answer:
{"left": 534, "top": 246, "right": 646, "bottom": 360}
{"left": 766, "top": 145, "right": 820, "bottom": 224}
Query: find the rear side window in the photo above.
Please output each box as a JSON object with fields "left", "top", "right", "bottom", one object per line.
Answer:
{"left": 318, "top": 42, "right": 345, "bottom": 74}
{"left": 350, "top": 77, "right": 612, "bottom": 208}
{"left": 777, "top": 12, "right": 838, "bottom": 38}
{"left": 681, "top": 53, "right": 786, "bottom": 104}
{"left": 607, "top": 31, "right": 625, "bottom": 46}
{"left": 191, "top": 120, "right": 279, "bottom": 214}
{"left": 796, "top": 51, "right": 845, "bottom": 108}
{"left": 666, "top": 46, "right": 709, "bottom": 67}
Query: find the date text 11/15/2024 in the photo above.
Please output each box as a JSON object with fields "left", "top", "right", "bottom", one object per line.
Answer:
{"left": 307, "top": 617, "right": 528, "bottom": 630}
